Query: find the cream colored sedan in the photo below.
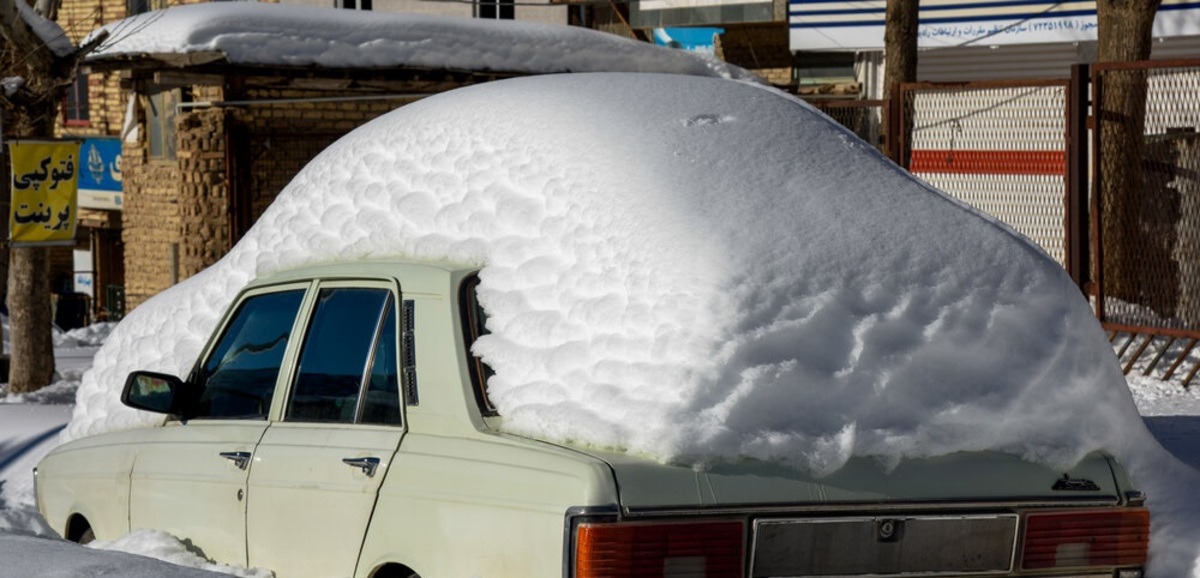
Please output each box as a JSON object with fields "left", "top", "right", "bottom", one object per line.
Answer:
{"left": 37, "top": 261, "right": 1150, "bottom": 578}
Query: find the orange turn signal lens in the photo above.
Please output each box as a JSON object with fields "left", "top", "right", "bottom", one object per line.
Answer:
{"left": 575, "top": 519, "right": 745, "bottom": 578}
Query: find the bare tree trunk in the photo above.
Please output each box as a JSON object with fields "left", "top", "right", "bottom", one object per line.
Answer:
{"left": 7, "top": 247, "right": 55, "bottom": 391}
{"left": 1, "top": 0, "right": 71, "bottom": 392}
{"left": 1096, "top": 0, "right": 1162, "bottom": 309}
{"left": 884, "top": 0, "right": 919, "bottom": 166}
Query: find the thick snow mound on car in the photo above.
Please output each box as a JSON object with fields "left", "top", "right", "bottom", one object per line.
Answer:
{"left": 68, "top": 73, "right": 1144, "bottom": 476}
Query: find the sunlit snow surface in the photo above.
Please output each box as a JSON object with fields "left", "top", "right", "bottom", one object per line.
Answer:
{"left": 68, "top": 72, "right": 1148, "bottom": 469}
{"left": 44, "top": 71, "right": 1200, "bottom": 575}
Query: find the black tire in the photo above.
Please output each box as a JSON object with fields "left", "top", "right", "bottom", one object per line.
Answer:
{"left": 76, "top": 526, "right": 95, "bottom": 545}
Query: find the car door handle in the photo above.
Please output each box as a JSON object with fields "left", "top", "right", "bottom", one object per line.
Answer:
{"left": 220, "top": 451, "right": 252, "bottom": 470}
{"left": 342, "top": 457, "right": 381, "bottom": 477}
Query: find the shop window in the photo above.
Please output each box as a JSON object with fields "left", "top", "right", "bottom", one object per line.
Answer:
{"left": 793, "top": 52, "right": 860, "bottom": 98}
{"left": 63, "top": 71, "right": 89, "bottom": 126}
{"left": 147, "top": 88, "right": 188, "bottom": 160}
{"left": 127, "top": 0, "right": 168, "bottom": 15}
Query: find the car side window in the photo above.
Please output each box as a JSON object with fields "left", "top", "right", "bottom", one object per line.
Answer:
{"left": 286, "top": 287, "right": 400, "bottom": 424}
{"left": 195, "top": 289, "right": 306, "bottom": 419}
{"left": 361, "top": 306, "right": 401, "bottom": 425}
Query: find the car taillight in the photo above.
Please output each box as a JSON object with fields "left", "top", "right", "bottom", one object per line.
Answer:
{"left": 575, "top": 520, "right": 745, "bottom": 578}
{"left": 1021, "top": 508, "right": 1149, "bottom": 570}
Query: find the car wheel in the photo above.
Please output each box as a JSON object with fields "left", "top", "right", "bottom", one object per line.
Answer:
{"left": 66, "top": 516, "right": 95, "bottom": 545}
{"left": 373, "top": 564, "right": 420, "bottom": 578}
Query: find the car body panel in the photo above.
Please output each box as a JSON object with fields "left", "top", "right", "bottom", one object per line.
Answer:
{"left": 583, "top": 449, "right": 1123, "bottom": 511}
{"left": 35, "top": 430, "right": 140, "bottom": 541}
{"left": 247, "top": 423, "right": 404, "bottom": 577}
{"left": 356, "top": 431, "right": 619, "bottom": 578}
{"left": 128, "top": 421, "right": 268, "bottom": 566}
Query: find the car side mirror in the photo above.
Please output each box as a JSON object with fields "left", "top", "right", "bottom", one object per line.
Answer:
{"left": 122, "top": 371, "right": 188, "bottom": 415}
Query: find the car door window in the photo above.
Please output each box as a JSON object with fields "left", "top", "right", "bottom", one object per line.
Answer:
{"left": 286, "top": 287, "right": 399, "bottom": 424}
{"left": 194, "top": 289, "right": 305, "bottom": 419}
{"left": 361, "top": 305, "right": 402, "bottom": 425}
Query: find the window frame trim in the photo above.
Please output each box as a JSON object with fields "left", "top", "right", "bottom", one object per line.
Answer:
{"left": 182, "top": 280, "right": 314, "bottom": 423}
{"left": 62, "top": 70, "right": 91, "bottom": 127}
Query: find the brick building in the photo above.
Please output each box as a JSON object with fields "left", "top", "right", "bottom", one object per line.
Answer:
{"left": 71, "top": 2, "right": 750, "bottom": 311}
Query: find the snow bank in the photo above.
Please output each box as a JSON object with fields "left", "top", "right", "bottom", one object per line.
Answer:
{"left": 85, "top": 3, "right": 754, "bottom": 81}
{"left": 53, "top": 322, "right": 117, "bottom": 349}
{"left": 0, "top": 532, "right": 258, "bottom": 577}
{"left": 89, "top": 530, "right": 273, "bottom": 578}
{"left": 64, "top": 73, "right": 1186, "bottom": 570}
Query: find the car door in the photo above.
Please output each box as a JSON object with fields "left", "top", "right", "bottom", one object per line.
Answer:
{"left": 128, "top": 285, "right": 308, "bottom": 567}
{"left": 246, "top": 281, "right": 407, "bottom": 578}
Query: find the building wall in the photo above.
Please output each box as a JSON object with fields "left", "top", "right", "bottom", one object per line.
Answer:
{"left": 279, "top": 0, "right": 568, "bottom": 26}
{"left": 121, "top": 136, "right": 182, "bottom": 309}
{"left": 121, "top": 87, "right": 412, "bottom": 309}
{"left": 58, "top": 0, "right": 130, "bottom": 136}
{"left": 238, "top": 88, "right": 409, "bottom": 224}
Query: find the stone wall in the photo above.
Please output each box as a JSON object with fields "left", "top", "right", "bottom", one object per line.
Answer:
{"left": 177, "top": 108, "right": 231, "bottom": 281}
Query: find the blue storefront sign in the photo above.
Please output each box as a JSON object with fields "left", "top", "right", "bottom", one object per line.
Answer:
{"left": 78, "top": 137, "right": 123, "bottom": 211}
{"left": 654, "top": 27, "right": 725, "bottom": 54}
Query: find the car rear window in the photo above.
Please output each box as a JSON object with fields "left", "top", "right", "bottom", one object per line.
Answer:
{"left": 460, "top": 274, "right": 497, "bottom": 416}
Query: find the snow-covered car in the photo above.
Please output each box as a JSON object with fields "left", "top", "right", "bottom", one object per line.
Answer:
{"left": 37, "top": 73, "right": 1151, "bottom": 578}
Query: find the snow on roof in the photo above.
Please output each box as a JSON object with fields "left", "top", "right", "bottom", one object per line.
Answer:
{"left": 67, "top": 72, "right": 1147, "bottom": 483}
{"left": 17, "top": 1, "right": 73, "bottom": 58}
{"left": 83, "top": 3, "right": 755, "bottom": 80}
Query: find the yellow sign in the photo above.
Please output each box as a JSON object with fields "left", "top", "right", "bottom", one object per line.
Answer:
{"left": 9, "top": 140, "right": 80, "bottom": 246}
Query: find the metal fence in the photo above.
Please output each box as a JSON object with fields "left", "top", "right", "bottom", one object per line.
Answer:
{"left": 809, "top": 99, "right": 886, "bottom": 151}
{"left": 809, "top": 67, "right": 1200, "bottom": 384}
{"left": 1094, "top": 60, "right": 1200, "bottom": 337}
{"left": 900, "top": 80, "right": 1073, "bottom": 267}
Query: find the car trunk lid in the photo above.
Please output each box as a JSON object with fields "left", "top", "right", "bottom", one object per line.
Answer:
{"left": 582, "top": 450, "right": 1122, "bottom": 511}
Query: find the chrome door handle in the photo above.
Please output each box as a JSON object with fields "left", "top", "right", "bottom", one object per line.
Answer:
{"left": 220, "top": 451, "right": 252, "bottom": 470}
{"left": 342, "top": 457, "right": 381, "bottom": 477}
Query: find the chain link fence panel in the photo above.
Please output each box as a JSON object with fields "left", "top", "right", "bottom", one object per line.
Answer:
{"left": 1096, "top": 62, "right": 1200, "bottom": 334}
{"left": 903, "top": 82, "right": 1069, "bottom": 266}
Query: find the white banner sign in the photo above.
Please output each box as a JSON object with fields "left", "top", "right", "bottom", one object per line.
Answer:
{"left": 790, "top": 0, "right": 1200, "bottom": 51}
